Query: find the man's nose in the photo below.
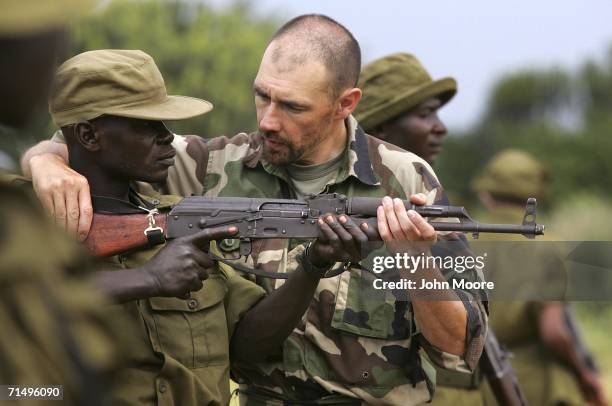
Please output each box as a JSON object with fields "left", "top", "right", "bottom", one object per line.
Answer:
{"left": 157, "top": 123, "right": 174, "bottom": 144}
{"left": 432, "top": 115, "right": 447, "bottom": 136}
{"left": 258, "top": 105, "right": 281, "bottom": 133}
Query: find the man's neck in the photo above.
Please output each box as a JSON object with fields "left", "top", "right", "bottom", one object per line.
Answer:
{"left": 69, "top": 159, "right": 130, "bottom": 201}
{"left": 298, "top": 120, "right": 348, "bottom": 166}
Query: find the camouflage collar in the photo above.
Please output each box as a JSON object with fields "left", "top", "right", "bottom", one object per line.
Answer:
{"left": 346, "top": 115, "right": 380, "bottom": 186}
{"left": 259, "top": 115, "right": 380, "bottom": 187}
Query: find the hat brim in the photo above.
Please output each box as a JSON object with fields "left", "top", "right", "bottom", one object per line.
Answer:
{"left": 103, "top": 95, "right": 213, "bottom": 122}
{"left": 359, "top": 77, "right": 457, "bottom": 131}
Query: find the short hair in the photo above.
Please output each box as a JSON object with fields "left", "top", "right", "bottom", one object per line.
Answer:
{"left": 270, "top": 14, "right": 361, "bottom": 97}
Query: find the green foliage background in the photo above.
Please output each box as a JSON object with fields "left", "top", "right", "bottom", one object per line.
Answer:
{"left": 435, "top": 48, "right": 612, "bottom": 209}
{"left": 69, "top": 0, "right": 278, "bottom": 138}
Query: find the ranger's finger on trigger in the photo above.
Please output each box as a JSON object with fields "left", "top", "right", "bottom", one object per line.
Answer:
{"left": 186, "top": 226, "right": 238, "bottom": 248}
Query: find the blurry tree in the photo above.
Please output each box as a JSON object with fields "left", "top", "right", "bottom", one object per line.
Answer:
{"left": 0, "top": 0, "right": 278, "bottom": 163}
{"left": 437, "top": 45, "right": 612, "bottom": 211}
{"left": 70, "top": 0, "right": 278, "bottom": 138}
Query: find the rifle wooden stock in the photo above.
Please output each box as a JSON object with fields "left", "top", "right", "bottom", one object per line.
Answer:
{"left": 84, "top": 213, "right": 167, "bottom": 257}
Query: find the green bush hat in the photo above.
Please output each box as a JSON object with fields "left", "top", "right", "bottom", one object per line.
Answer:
{"left": 355, "top": 53, "right": 457, "bottom": 132}
{"left": 50, "top": 50, "right": 213, "bottom": 127}
{"left": 0, "top": 0, "right": 94, "bottom": 36}
{"left": 472, "top": 149, "right": 548, "bottom": 200}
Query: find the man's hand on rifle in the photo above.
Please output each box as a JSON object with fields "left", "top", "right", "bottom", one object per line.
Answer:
{"left": 377, "top": 194, "right": 437, "bottom": 255}
{"left": 140, "top": 226, "right": 237, "bottom": 299}
{"left": 308, "top": 213, "right": 379, "bottom": 268}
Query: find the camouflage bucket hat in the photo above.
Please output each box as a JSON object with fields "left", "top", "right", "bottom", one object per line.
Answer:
{"left": 472, "top": 149, "right": 548, "bottom": 200}
{"left": 355, "top": 53, "right": 457, "bottom": 131}
{"left": 0, "top": 0, "right": 94, "bottom": 36}
{"left": 50, "top": 50, "right": 213, "bottom": 127}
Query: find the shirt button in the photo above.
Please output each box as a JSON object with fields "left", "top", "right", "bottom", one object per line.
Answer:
{"left": 151, "top": 199, "right": 160, "bottom": 205}
{"left": 188, "top": 299, "right": 198, "bottom": 309}
{"left": 362, "top": 371, "right": 369, "bottom": 380}
{"left": 158, "top": 382, "right": 167, "bottom": 393}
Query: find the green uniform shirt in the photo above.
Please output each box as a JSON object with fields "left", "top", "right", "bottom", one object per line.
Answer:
{"left": 140, "top": 116, "right": 488, "bottom": 406}
{"left": 0, "top": 176, "right": 130, "bottom": 404}
{"left": 96, "top": 190, "right": 267, "bottom": 406}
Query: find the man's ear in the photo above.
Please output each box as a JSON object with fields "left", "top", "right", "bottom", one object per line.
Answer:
{"left": 74, "top": 121, "right": 101, "bottom": 152}
{"left": 335, "top": 87, "right": 362, "bottom": 120}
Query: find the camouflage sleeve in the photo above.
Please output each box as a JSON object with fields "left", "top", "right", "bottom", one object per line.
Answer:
{"left": 162, "top": 134, "right": 207, "bottom": 196}
{"left": 395, "top": 155, "right": 488, "bottom": 373}
{"left": 162, "top": 132, "right": 261, "bottom": 197}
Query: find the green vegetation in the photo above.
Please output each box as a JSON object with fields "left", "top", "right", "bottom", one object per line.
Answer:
{"left": 437, "top": 46, "right": 612, "bottom": 210}
{"left": 0, "top": 0, "right": 278, "bottom": 160}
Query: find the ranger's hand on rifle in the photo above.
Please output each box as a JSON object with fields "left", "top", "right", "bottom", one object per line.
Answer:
{"left": 141, "top": 226, "right": 237, "bottom": 298}
{"left": 377, "top": 194, "right": 437, "bottom": 255}
{"left": 308, "top": 212, "right": 379, "bottom": 268}
{"left": 307, "top": 194, "right": 434, "bottom": 268}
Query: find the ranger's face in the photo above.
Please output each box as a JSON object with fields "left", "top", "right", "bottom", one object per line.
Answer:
{"left": 254, "top": 45, "right": 338, "bottom": 166}
{"left": 92, "top": 116, "right": 176, "bottom": 183}
{"left": 377, "top": 98, "right": 448, "bottom": 165}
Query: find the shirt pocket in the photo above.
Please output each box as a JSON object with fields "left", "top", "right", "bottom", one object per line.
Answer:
{"left": 330, "top": 268, "right": 412, "bottom": 340}
{"left": 147, "top": 275, "right": 229, "bottom": 368}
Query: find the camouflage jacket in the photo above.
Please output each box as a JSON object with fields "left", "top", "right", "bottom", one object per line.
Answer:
{"left": 58, "top": 117, "right": 488, "bottom": 405}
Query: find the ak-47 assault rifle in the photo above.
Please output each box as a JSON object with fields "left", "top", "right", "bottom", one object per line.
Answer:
{"left": 85, "top": 193, "right": 544, "bottom": 258}
{"left": 85, "top": 192, "right": 538, "bottom": 405}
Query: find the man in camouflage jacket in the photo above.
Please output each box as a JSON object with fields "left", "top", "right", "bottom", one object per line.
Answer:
{"left": 21, "top": 14, "right": 487, "bottom": 406}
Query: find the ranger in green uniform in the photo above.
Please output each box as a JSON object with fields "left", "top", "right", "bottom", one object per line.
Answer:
{"left": 46, "top": 48, "right": 334, "bottom": 406}
{"left": 354, "top": 52, "right": 485, "bottom": 406}
{"left": 0, "top": 1, "right": 132, "bottom": 404}
{"left": 473, "top": 149, "right": 607, "bottom": 406}
{"left": 22, "top": 15, "right": 488, "bottom": 405}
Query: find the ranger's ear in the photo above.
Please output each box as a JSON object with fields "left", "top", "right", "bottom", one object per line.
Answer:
{"left": 335, "top": 87, "right": 362, "bottom": 120}
{"left": 74, "top": 120, "right": 101, "bottom": 152}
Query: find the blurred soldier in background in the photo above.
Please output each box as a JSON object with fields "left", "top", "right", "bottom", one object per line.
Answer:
{"left": 0, "top": 0, "right": 131, "bottom": 404}
{"left": 355, "top": 53, "right": 486, "bottom": 406}
{"left": 473, "top": 149, "right": 607, "bottom": 406}
{"left": 354, "top": 52, "right": 456, "bottom": 166}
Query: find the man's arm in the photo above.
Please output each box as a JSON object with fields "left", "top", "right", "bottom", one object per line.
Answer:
{"left": 92, "top": 227, "right": 237, "bottom": 303}
{"left": 231, "top": 213, "right": 379, "bottom": 363}
{"left": 378, "top": 195, "right": 468, "bottom": 356}
{"left": 539, "top": 303, "right": 608, "bottom": 405}
{"left": 21, "top": 140, "right": 92, "bottom": 241}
